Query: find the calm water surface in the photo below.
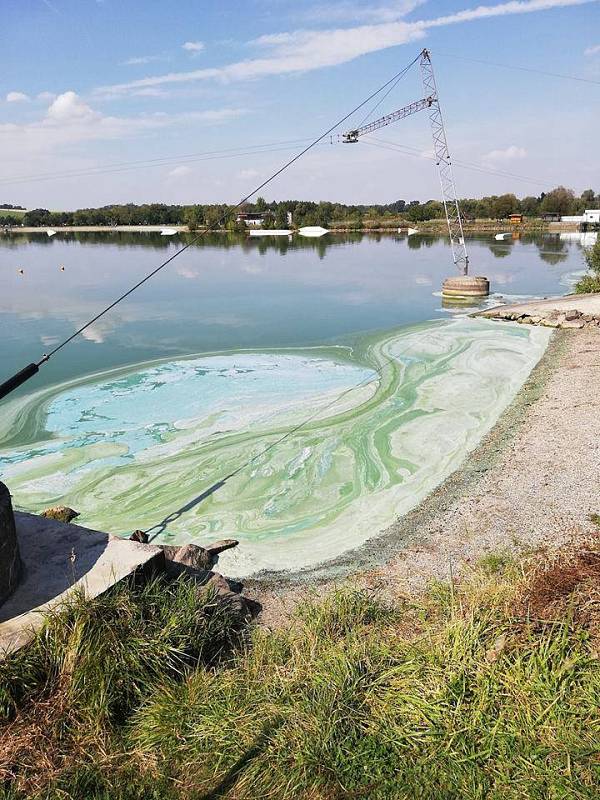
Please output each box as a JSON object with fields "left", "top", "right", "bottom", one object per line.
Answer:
{"left": 0, "top": 231, "right": 589, "bottom": 575}
{"left": 0, "top": 230, "right": 585, "bottom": 388}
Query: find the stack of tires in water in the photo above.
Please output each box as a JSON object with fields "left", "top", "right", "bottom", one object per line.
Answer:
{"left": 441, "top": 275, "right": 490, "bottom": 301}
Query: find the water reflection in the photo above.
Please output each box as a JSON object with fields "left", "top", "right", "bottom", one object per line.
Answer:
{"left": 0, "top": 230, "right": 586, "bottom": 396}
{"left": 0, "top": 229, "right": 592, "bottom": 263}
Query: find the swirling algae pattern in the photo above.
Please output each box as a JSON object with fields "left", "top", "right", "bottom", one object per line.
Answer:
{"left": 0, "top": 318, "right": 550, "bottom": 575}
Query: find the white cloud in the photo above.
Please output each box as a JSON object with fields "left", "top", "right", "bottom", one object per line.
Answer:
{"left": 94, "top": 0, "right": 596, "bottom": 97}
{"left": 0, "top": 93, "right": 247, "bottom": 168}
{"left": 182, "top": 41, "right": 205, "bottom": 52}
{"left": 6, "top": 91, "right": 30, "bottom": 103}
{"left": 176, "top": 266, "right": 200, "bottom": 279}
{"left": 167, "top": 165, "right": 192, "bottom": 178}
{"left": 482, "top": 145, "right": 527, "bottom": 163}
{"left": 584, "top": 43, "right": 600, "bottom": 55}
{"left": 81, "top": 321, "right": 112, "bottom": 344}
{"left": 132, "top": 87, "right": 170, "bottom": 97}
{"left": 47, "top": 91, "right": 98, "bottom": 122}
{"left": 37, "top": 91, "right": 56, "bottom": 102}
{"left": 122, "top": 55, "right": 167, "bottom": 65}
{"left": 300, "top": 0, "right": 425, "bottom": 23}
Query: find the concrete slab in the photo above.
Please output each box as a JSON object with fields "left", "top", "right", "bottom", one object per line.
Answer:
{"left": 0, "top": 512, "right": 163, "bottom": 656}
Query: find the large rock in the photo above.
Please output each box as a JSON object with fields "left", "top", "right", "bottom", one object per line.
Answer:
{"left": 163, "top": 543, "right": 214, "bottom": 571}
{"left": 132, "top": 539, "right": 258, "bottom": 617}
{"left": 0, "top": 483, "right": 21, "bottom": 606}
{"left": 205, "top": 539, "right": 239, "bottom": 557}
{"left": 158, "top": 540, "right": 239, "bottom": 572}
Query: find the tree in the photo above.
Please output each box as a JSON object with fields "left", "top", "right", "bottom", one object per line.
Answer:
{"left": 581, "top": 189, "right": 596, "bottom": 204}
{"left": 23, "top": 208, "right": 51, "bottom": 226}
{"left": 491, "top": 194, "right": 518, "bottom": 219}
{"left": 274, "top": 207, "right": 289, "bottom": 229}
{"left": 204, "top": 205, "right": 224, "bottom": 228}
{"left": 183, "top": 205, "right": 202, "bottom": 231}
{"left": 540, "top": 186, "right": 575, "bottom": 216}
{"left": 520, "top": 196, "right": 539, "bottom": 217}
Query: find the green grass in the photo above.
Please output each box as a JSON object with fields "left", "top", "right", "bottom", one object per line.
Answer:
{"left": 1, "top": 550, "right": 599, "bottom": 800}
{"left": 0, "top": 209, "right": 26, "bottom": 220}
{"left": 575, "top": 274, "right": 600, "bottom": 293}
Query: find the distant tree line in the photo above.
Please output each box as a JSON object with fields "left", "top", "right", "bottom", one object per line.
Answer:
{"left": 1, "top": 187, "right": 597, "bottom": 229}
{"left": 0, "top": 203, "right": 26, "bottom": 210}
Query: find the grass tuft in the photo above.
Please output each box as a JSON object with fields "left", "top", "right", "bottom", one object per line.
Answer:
{"left": 1, "top": 547, "right": 599, "bottom": 799}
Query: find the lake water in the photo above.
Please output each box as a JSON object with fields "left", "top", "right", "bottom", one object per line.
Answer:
{"left": 0, "top": 231, "right": 589, "bottom": 575}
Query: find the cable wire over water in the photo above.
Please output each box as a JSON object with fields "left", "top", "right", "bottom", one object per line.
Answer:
{"left": 0, "top": 52, "right": 423, "bottom": 401}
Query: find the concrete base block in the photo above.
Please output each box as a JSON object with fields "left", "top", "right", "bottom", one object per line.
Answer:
{"left": 0, "top": 512, "right": 163, "bottom": 656}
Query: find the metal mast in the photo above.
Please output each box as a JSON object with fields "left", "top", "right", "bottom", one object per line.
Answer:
{"left": 419, "top": 49, "right": 469, "bottom": 275}
{"left": 342, "top": 48, "right": 470, "bottom": 276}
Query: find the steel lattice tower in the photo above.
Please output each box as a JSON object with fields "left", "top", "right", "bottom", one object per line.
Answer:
{"left": 419, "top": 49, "right": 469, "bottom": 275}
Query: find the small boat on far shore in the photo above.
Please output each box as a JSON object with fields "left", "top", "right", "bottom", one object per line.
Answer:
{"left": 298, "top": 226, "right": 329, "bottom": 237}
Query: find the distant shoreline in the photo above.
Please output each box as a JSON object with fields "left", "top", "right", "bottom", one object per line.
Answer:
{"left": 1, "top": 220, "right": 578, "bottom": 235}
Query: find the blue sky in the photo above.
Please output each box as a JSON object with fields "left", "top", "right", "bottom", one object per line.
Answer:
{"left": 2, "top": 0, "right": 599, "bottom": 209}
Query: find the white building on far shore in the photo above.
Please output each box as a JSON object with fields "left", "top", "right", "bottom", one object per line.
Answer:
{"left": 584, "top": 209, "right": 600, "bottom": 224}
{"left": 560, "top": 209, "right": 600, "bottom": 224}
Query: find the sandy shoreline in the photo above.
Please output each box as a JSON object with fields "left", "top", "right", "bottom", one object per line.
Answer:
{"left": 252, "top": 326, "right": 600, "bottom": 624}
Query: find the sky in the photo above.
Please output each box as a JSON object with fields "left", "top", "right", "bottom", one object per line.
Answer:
{"left": 1, "top": 0, "right": 599, "bottom": 209}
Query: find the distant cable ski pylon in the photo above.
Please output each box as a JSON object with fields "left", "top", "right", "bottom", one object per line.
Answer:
{"left": 341, "top": 49, "right": 469, "bottom": 275}
{"left": 0, "top": 52, "right": 422, "bottom": 401}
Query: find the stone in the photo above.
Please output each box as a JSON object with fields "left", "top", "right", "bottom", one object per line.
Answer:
{"left": 129, "top": 529, "right": 149, "bottom": 543}
{"left": 158, "top": 544, "right": 215, "bottom": 577}
{"left": 158, "top": 540, "right": 238, "bottom": 573}
{"left": 561, "top": 319, "right": 585, "bottom": 329}
{"left": 171, "top": 543, "right": 214, "bottom": 570}
{"left": 205, "top": 538, "right": 239, "bottom": 557}
{"left": 40, "top": 506, "right": 79, "bottom": 523}
{"left": 204, "top": 571, "right": 243, "bottom": 595}
{"left": 137, "top": 541, "right": 259, "bottom": 617}
{"left": 564, "top": 309, "right": 581, "bottom": 321}
{"left": 485, "top": 633, "right": 508, "bottom": 663}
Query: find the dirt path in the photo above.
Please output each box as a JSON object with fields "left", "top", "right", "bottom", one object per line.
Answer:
{"left": 254, "top": 328, "right": 600, "bottom": 625}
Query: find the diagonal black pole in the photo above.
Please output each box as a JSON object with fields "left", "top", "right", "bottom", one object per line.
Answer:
{"left": 0, "top": 52, "right": 420, "bottom": 402}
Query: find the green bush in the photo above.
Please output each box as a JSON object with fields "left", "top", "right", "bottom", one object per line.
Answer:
{"left": 575, "top": 237, "right": 600, "bottom": 293}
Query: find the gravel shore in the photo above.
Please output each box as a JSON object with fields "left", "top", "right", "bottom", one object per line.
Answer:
{"left": 255, "top": 327, "right": 600, "bottom": 625}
